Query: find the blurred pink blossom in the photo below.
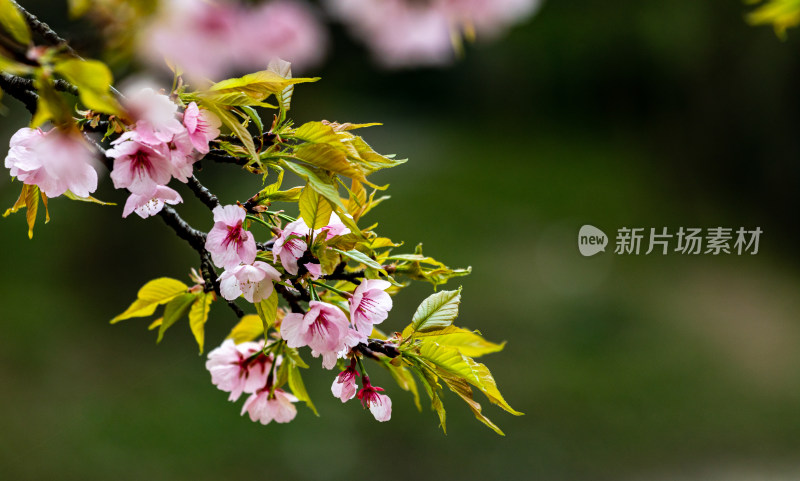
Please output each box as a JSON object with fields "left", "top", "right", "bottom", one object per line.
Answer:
{"left": 326, "top": 0, "right": 541, "bottom": 68}
{"left": 140, "top": 0, "right": 326, "bottom": 81}
{"left": 122, "top": 185, "right": 183, "bottom": 218}
{"left": 5, "top": 127, "right": 98, "bottom": 198}
{"left": 239, "top": 1, "right": 327, "bottom": 73}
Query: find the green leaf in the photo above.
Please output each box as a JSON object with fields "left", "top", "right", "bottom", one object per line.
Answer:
{"left": 67, "top": 0, "right": 92, "bottom": 18}
{"left": 417, "top": 340, "right": 483, "bottom": 388}
{"left": 254, "top": 289, "right": 279, "bottom": 333}
{"left": 333, "top": 248, "right": 384, "bottom": 273}
{"left": 0, "top": 0, "right": 31, "bottom": 45}
{"left": 3, "top": 184, "right": 39, "bottom": 239}
{"left": 111, "top": 277, "right": 189, "bottom": 323}
{"left": 226, "top": 314, "right": 264, "bottom": 344}
{"left": 280, "top": 159, "right": 345, "bottom": 210}
{"left": 439, "top": 372, "right": 505, "bottom": 436}
{"left": 299, "top": 186, "right": 333, "bottom": 229}
{"left": 402, "top": 325, "right": 505, "bottom": 358}
{"left": 31, "top": 72, "right": 70, "bottom": 128}
{"left": 240, "top": 105, "right": 263, "bottom": 134}
{"left": 157, "top": 292, "right": 197, "bottom": 343}
{"left": 188, "top": 291, "right": 213, "bottom": 353}
{"left": 284, "top": 346, "right": 309, "bottom": 369}
{"left": 53, "top": 58, "right": 123, "bottom": 116}
{"left": 293, "top": 143, "right": 365, "bottom": 181}
{"left": 202, "top": 103, "right": 257, "bottom": 163}
{"left": 382, "top": 359, "right": 421, "bottom": 411}
{"left": 288, "top": 361, "right": 318, "bottom": 416}
{"left": 63, "top": 190, "right": 116, "bottom": 205}
{"left": 418, "top": 341, "right": 522, "bottom": 416}
{"left": 408, "top": 287, "right": 462, "bottom": 334}
{"left": 204, "top": 70, "right": 318, "bottom": 105}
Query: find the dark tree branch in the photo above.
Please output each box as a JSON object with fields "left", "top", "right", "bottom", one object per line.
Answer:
{"left": 156, "top": 206, "right": 245, "bottom": 319}
{"left": 0, "top": 73, "right": 37, "bottom": 113}
{"left": 322, "top": 262, "right": 366, "bottom": 283}
{"left": 206, "top": 149, "right": 249, "bottom": 167}
{"left": 186, "top": 175, "right": 220, "bottom": 210}
{"left": 274, "top": 283, "right": 305, "bottom": 314}
{"left": 10, "top": 0, "right": 78, "bottom": 56}
{"left": 354, "top": 339, "right": 400, "bottom": 360}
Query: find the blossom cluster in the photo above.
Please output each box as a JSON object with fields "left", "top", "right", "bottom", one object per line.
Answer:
{"left": 108, "top": 89, "right": 221, "bottom": 219}
{"left": 141, "top": 0, "right": 326, "bottom": 80}
{"left": 204, "top": 205, "right": 394, "bottom": 424}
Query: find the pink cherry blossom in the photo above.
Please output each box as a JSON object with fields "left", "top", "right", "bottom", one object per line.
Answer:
{"left": 219, "top": 261, "right": 282, "bottom": 303}
{"left": 205, "top": 339, "right": 274, "bottom": 402}
{"left": 205, "top": 205, "right": 257, "bottom": 269}
{"left": 304, "top": 262, "right": 322, "bottom": 280}
{"left": 241, "top": 388, "right": 298, "bottom": 425}
{"left": 166, "top": 129, "right": 198, "bottom": 183}
{"left": 331, "top": 361, "right": 359, "bottom": 402}
{"left": 280, "top": 301, "right": 351, "bottom": 369}
{"left": 319, "top": 212, "right": 351, "bottom": 240}
{"left": 122, "top": 185, "right": 183, "bottom": 219}
{"left": 5, "top": 127, "right": 98, "bottom": 198}
{"left": 182, "top": 102, "right": 221, "bottom": 155}
{"left": 240, "top": 1, "right": 327, "bottom": 73}
{"left": 349, "top": 279, "right": 392, "bottom": 336}
{"left": 107, "top": 138, "right": 173, "bottom": 195}
{"left": 124, "top": 88, "right": 185, "bottom": 145}
{"left": 272, "top": 218, "right": 311, "bottom": 275}
{"left": 357, "top": 376, "right": 392, "bottom": 422}
{"left": 443, "top": 0, "right": 541, "bottom": 37}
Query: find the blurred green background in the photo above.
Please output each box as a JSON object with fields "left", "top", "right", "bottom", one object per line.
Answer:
{"left": 3, "top": 0, "right": 800, "bottom": 479}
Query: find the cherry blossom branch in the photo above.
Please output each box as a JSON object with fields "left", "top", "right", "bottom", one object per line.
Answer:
{"left": 0, "top": 73, "right": 37, "bottom": 113}
{"left": 274, "top": 283, "right": 306, "bottom": 314}
{"left": 9, "top": 0, "right": 78, "bottom": 56}
{"left": 186, "top": 175, "right": 220, "bottom": 210}
{"left": 156, "top": 205, "right": 245, "bottom": 318}
{"left": 205, "top": 149, "right": 249, "bottom": 167}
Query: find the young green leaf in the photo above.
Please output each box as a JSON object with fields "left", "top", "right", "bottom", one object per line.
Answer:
{"left": 157, "top": 292, "right": 197, "bottom": 343}
{"left": 333, "top": 248, "right": 384, "bottom": 273}
{"left": 407, "top": 287, "right": 462, "bottom": 334}
{"left": 226, "top": 314, "right": 264, "bottom": 344}
{"left": 53, "top": 58, "right": 123, "bottom": 116}
{"left": 0, "top": 0, "right": 31, "bottom": 45}
{"left": 299, "top": 186, "right": 333, "bottom": 229}
{"left": 254, "top": 289, "right": 279, "bottom": 333}
{"left": 189, "top": 291, "right": 213, "bottom": 353}
{"left": 288, "top": 361, "right": 318, "bottom": 416}
{"left": 402, "top": 325, "right": 505, "bottom": 358}
{"left": 111, "top": 277, "right": 189, "bottom": 323}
